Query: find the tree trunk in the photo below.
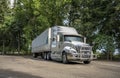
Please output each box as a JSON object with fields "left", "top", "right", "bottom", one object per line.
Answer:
{"left": 110, "top": 52, "right": 113, "bottom": 61}
{"left": 118, "top": 49, "right": 120, "bottom": 55}
{"left": 107, "top": 51, "right": 109, "bottom": 60}
{"left": 18, "top": 33, "right": 20, "bottom": 55}
{"left": 2, "top": 40, "right": 5, "bottom": 55}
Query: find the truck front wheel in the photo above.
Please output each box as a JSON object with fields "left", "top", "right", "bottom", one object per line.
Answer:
{"left": 62, "top": 53, "right": 68, "bottom": 64}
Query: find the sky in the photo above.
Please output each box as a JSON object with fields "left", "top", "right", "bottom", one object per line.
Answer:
{"left": 10, "top": 0, "right": 14, "bottom": 8}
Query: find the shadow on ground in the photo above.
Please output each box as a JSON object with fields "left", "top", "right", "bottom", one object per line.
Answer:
{"left": 22, "top": 55, "right": 84, "bottom": 65}
{"left": 0, "top": 69, "right": 43, "bottom": 78}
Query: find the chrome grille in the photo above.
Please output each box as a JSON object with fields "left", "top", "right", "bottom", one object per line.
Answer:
{"left": 75, "top": 46, "right": 92, "bottom": 58}
{"left": 75, "top": 46, "right": 81, "bottom": 53}
{"left": 75, "top": 46, "right": 91, "bottom": 52}
{"left": 81, "top": 47, "right": 91, "bottom": 51}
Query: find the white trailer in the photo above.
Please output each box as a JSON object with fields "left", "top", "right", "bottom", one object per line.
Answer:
{"left": 32, "top": 26, "right": 96, "bottom": 64}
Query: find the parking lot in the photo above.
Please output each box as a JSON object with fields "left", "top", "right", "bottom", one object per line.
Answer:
{"left": 0, "top": 55, "right": 120, "bottom": 78}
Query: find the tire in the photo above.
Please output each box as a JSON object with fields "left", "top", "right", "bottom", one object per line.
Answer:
{"left": 83, "top": 61, "right": 91, "bottom": 64}
{"left": 43, "top": 53, "right": 47, "bottom": 60}
{"left": 46, "top": 52, "right": 51, "bottom": 60}
{"left": 62, "top": 53, "right": 68, "bottom": 64}
{"left": 41, "top": 53, "right": 44, "bottom": 59}
{"left": 33, "top": 53, "right": 38, "bottom": 58}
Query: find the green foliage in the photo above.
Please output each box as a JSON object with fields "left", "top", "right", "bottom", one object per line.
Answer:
{"left": 69, "top": 0, "right": 120, "bottom": 60}
{"left": 0, "top": 0, "right": 71, "bottom": 54}
{"left": 93, "top": 34, "right": 115, "bottom": 54}
{"left": 113, "top": 54, "right": 120, "bottom": 61}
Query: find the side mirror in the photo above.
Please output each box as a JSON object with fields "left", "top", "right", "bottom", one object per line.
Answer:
{"left": 84, "top": 37, "right": 86, "bottom": 43}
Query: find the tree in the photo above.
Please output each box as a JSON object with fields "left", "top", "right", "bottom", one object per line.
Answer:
{"left": 68, "top": 0, "right": 120, "bottom": 60}
{"left": 0, "top": 0, "right": 10, "bottom": 54}
{"left": 3, "top": 0, "right": 71, "bottom": 54}
{"left": 94, "top": 34, "right": 115, "bottom": 60}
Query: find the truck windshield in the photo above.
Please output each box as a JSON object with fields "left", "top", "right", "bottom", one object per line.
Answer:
{"left": 64, "top": 35, "right": 84, "bottom": 42}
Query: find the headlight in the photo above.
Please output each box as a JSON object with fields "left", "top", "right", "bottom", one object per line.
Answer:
{"left": 70, "top": 48, "right": 77, "bottom": 54}
{"left": 64, "top": 46, "right": 77, "bottom": 54}
{"left": 71, "top": 50, "right": 77, "bottom": 53}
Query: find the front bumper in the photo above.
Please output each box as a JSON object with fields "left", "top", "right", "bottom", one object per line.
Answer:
{"left": 67, "top": 53, "right": 94, "bottom": 61}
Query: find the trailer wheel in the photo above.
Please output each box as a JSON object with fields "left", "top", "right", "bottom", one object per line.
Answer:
{"left": 46, "top": 52, "right": 51, "bottom": 60}
{"left": 41, "top": 53, "right": 44, "bottom": 59}
{"left": 62, "top": 53, "right": 68, "bottom": 64}
{"left": 43, "top": 53, "right": 47, "bottom": 60}
{"left": 83, "top": 61, "right": 91, "bottom": 64}
{"left": 33, "top": 53, "right": 38, "bottom": 58}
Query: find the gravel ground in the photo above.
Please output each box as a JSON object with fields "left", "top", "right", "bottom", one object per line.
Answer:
{"left": 0, "top": 55, "right": 120, "bottom": 78}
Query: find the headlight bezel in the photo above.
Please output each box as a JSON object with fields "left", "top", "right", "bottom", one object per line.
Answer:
{"left": 69, "top": 48, "right": 77, "bottom": 54}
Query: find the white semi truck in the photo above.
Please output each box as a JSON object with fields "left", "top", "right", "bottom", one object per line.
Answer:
{"left": 32, "top": 26, "right": 96, "bottom": 64}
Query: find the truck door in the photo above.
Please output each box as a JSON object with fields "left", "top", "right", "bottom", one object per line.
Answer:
{"left": 55, "top": 34, "right": 62, "bottom": 59}
{"left": 50, "top": 28, "right": 59, "bottom": 59}
{"left": 56, "top": 34, "right": 63, "bottom": 60}
{"left": 51, "top": 35, "right": 60, "bottom": 59}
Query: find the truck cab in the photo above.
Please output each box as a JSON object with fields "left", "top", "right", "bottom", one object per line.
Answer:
{"left": 50, "top": 26, "right": 94, "bottom": 64}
